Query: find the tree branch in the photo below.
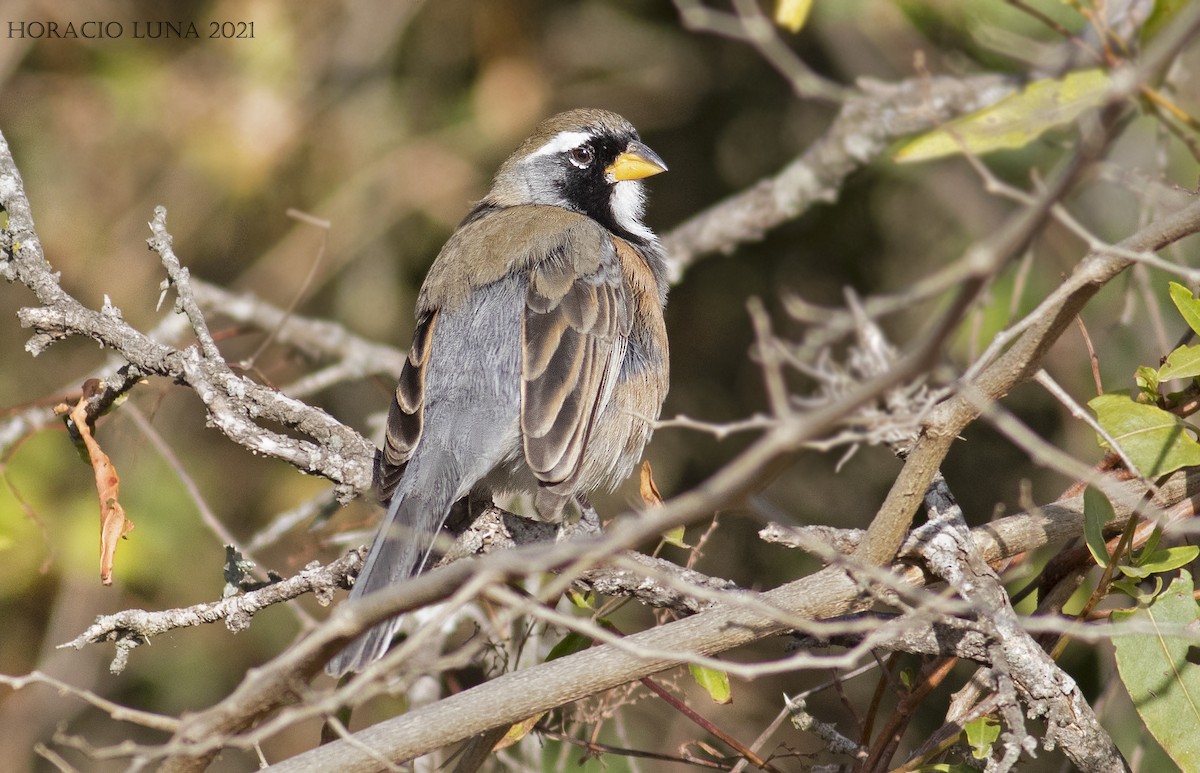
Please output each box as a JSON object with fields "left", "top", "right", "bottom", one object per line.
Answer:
{"left": 0, "top": 134, "right": 375, "bottom": 500}
{"left": 660, "top": 73, "right": 1014, "bottom": 276}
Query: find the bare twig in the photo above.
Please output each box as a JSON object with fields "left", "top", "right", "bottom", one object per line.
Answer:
{"left": 149, "top": 207, "right": 223, "bottom": 362}
{"left": 0, "top": 671, "right": 179, "bottom": 733}
{"left": 0, "top": 134, "right": 376, "bottom": 499}
{"left": 59, "top": 550, "right": 365, "bottom": 674}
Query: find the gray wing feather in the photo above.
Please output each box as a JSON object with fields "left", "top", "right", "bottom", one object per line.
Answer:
{"left": 327, "top": 280, "right": 524, "bottom": 677}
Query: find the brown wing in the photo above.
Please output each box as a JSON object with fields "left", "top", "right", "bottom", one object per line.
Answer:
{"left": 374, "top": 311, "right": 438, "bottom": 505}
{"left": 521, "top": 237, "right": 632, "bottom": 496}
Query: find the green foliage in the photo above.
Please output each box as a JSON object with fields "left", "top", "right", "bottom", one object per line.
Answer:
{"left": 894, "top": 69, "right": 1112, "bottom": 162}
{"left": 1157, "top": 344, "right": 1200, "bottom": 382}
{"left": 1113, "top": 571, "right": 1200, "bottom": 771}
{"left": 1142, "top": 0, "right": 1192, "bottom": 47}
{"left": 1124, "top": 544, "right": 1199, "bottom": 578}
{"left": 1089, "top": 499, "right": 1200, "bottom": 600}
{"left": 1156, "top": 282, "right": 1200, "bottom": 390}
{"left": 1088, "top": 393, "right": 1200, "bottom": 478}
{"left": 660, "top": 524, "right": 691, "bottom": 549}
{"left": 547, "top": 631, "right": 594, "bottom": 662}
{"left": 4, "top": 1, "right": 1200, "bottom": 768}
{"left": 964, "top": 715, "right": 1001, "bottom": 760}
{"left": 1083, "top": 486, "right": 1116, "bottom": 568}
{"left": 688, "top": 663, "right": 732, "bottom": 704}
{"left": 1168, "top": 281, "right": 1200, "bottom": 337}
{"left": 567, "top": 588, "right": 596, "bottom": 610}
{"left": 1084, "top": 488, "right": 1197, "bottom": 580}
{"left": 1136, "top": 365, "right": 1160, "bottom": 402}
{"left": 1090, "top": 282, "right": 1200, "bottom": 482}
{"left": 1083, "top": 486, "right": 1199, "bottom": 607}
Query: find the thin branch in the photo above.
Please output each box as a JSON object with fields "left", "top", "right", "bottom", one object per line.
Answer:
{"left": 538, "top": 727, "right": 736, "bottom": 771}
{"left": 639, "top": 675, "right": 783, "bottom": 772}
{"left": 660, "top": 73, "right": 1016, "bottom": 277}
{"left": 189, "top": 278, "right": 406, "bottom": 392}
{"left": 59, "top": 549, "right": 365, "bottom": 674}
{"left": 0, "top": 671, "right": 179, "bottom": 733}
{"left": 123, "top": 404, "right": 266, "bottom": 577}
{"left": 673, "top": 0, "right": 850, "bottom": 103}
{"left": 149, "top": 207, "right": 222, "bottom": 362}
{"left": 240, "top": 209, "right": 332, "bottom": 371}
{"left": 0, "top": 135, "right": 376, "bottom": 499}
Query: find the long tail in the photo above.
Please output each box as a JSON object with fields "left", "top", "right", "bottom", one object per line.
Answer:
{"left": 325, "top": 465, "right": 459, "bottom": 676}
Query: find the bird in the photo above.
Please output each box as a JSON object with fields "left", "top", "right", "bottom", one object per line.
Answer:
{"left": 327, "top": 109, "right": 670, "bottom": 676}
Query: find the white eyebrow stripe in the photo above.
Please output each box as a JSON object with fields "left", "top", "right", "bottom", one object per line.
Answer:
{"left": 528, "top": 130, "right": 592, "bottom": 159}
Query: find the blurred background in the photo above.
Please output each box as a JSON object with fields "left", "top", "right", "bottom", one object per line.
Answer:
{"left": 0, "top": 0, "right": 1196, "bottom": 770}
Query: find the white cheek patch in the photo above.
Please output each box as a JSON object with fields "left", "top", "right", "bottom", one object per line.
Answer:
{"left": 610, "top": 180, "right": 653, "bottom": 240}
{"left": 528, "top": 130, "right": 592, "bottom": 159}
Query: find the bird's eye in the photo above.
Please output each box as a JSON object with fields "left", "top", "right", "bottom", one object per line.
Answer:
{"left": 568, "top": 144, "right": 594, "bottom": 168}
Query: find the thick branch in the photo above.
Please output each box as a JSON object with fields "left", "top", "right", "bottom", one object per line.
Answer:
{"left": 916, "top": 477, "right": 1126, "bottom": 772}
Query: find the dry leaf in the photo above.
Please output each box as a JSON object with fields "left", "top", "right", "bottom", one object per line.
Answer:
{"left": 67, "top": 390, "right": 133, "bottom": 585}
{"left": 641, "top": 461, "right": 689, "bottom": 548}
{"left": 492, "top": 713, "right": 545, "bottom": 751}
{"left": 639, "top": 460, "right": 664, "bottom": 507}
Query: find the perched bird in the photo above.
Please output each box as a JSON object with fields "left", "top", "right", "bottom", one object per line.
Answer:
{"left": 328, "top": 109, "right": 670, "bottom": 675}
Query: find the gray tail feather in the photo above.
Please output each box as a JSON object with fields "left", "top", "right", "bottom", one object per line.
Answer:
{"left": 326, "top": 476, "right": 457, "bottom": 676}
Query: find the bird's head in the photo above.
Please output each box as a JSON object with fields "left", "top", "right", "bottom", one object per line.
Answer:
{"left": 487, "top": 109, "right": 667, "bottom": 243}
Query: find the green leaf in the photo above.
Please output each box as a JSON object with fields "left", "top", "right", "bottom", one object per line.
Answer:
{"left": 566, "top": 589, "right": 595, "bottom": 610}
{"left": 1142, "top": 0, "right": 1191, "bottom": 47}
{"left": 774, "top": 0, "right": 814, "bottom": 31}
{"left": 964, "top": 716, "right": 1000, "bottom": 760}
{"left": 1119, "top": 562, "right": 1153, "bottom": 580}
{"left": 894, "top": 69, "right": 1111, "bottom": 162}
{"left": 1111, "top": 577, "right": 1145, "bottom": 599}
{"left": 1137, "top": 546, "right": 1200, "bottom": 574}
{"left": 1169, "top": 282, "right": 1200, "bottom": 337}
{"left": 1141, "top": 527, "right": 1165, "bottom": 559}
{"left": 689, "top": 663, "right": 733, "bottom": 704}
{"left": 1083, "top": 487, "right": 1115, "bottom": 568}
{"left": 1160, "top": 344, "right": 1200, "bottom": 382}
{"left": 1113, "top": 571, "right": 1200, "bottom": 770}
{"left": 662, "top": 525, "right": 692, "bottom": 549}
{"left": 1137, "top": 365, "right": 1161, "bottom": 402}
{"left": 1089, "top": 393, "right": 1200, "bottom": 478}
{"left": 546, "top": 631, "right": 593, "bottom": 661}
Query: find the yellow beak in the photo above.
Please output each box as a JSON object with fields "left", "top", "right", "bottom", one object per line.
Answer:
{"left": 606, "top": 140, "right": 668, "bottom": 182}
